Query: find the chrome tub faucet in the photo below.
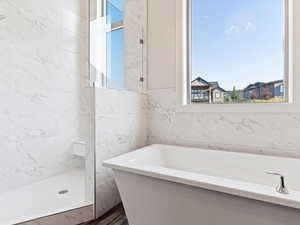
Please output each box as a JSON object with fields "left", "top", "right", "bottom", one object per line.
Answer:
{"left": 265, "top": 171, "right": 289, "bottom": 194}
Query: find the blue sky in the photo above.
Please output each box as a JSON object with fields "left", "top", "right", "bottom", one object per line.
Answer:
{"left": 106, "top": 0, "right": 124, "bottom": 89}
{"left": 107, "top": 29, "right": 124, "bottom": 89}
{"left": 191, "top": 0, "right": 284, "bottom": 90}
{"left": 108, "top": 0, "right": 123, "bottom": 11}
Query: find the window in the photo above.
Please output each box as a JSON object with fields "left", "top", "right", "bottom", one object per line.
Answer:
{"left": 106, "top": 29, "right": 124, "bottom": 89}
{"left": 280, "top": 85, "right": 284, "bottom": 93}
{"left": 106, "top": 0, "right": 124, "bottom": 89}
{"left": 187, "top": 0, "right": 289, "bottom": 104}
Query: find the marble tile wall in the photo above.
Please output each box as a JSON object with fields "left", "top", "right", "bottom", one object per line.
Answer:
{"left": 147, "top": 88, "right": 300, "bottom": 158}
{"left": 0, "top": 0, "right": 93, "bottom": 199}
{"left": 95, "top": 88, "right": 147, "bottom": 218}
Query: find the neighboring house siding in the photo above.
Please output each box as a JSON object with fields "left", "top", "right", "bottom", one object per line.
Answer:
{"left": 274, "top": 83, "right": 284, "bottom": 97}
{"left": 191, "top": 77, "right": 226, "bottom": 103}
{"left": 192, "top": 77, "right": 283, "bottom": 102}
{"left": 244, "top": 80, "right": 284, "bottom": 99}
{"left": 212, "top": 89, "right": 224, "bottom": 103}
{"left": 192, "top": 88, "right": 210, "bottom": 102}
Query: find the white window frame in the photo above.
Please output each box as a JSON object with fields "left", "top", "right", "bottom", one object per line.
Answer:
{"left": 175, "top": 0, "right": 300, "bottom": 112}
{"left": 90, "top": 0, "right": 107, "bottom": 87}
{"left": 280, "top": 84, "right": 285, "bottom": 93}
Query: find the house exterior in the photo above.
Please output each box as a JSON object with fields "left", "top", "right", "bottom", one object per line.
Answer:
{"left": 191, "top": 77, "right": 226, "bottom": 103}
{"left": 243, "top": 80, "right": 284, "bottom": 99}
{"left": 271, "top": 80, "right": 285, "bottom": 98}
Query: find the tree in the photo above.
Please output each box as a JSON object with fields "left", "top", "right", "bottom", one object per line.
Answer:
{"left": 224, "top": 95, "right": 231, "bottom": 102}
{"left": 231, "top": 86, "right": 240, "bottom": 102}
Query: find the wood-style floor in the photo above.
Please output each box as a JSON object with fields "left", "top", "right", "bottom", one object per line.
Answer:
{"left": 82, "top": 204, "right": 128, "bottom": 225}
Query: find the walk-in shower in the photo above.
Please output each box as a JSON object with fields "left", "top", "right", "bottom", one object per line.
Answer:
{"left": 0, "top": 0, "right": 147, "bottom": 223}
{"left": 0, "top": 0, "right": 95, "bottom": 224}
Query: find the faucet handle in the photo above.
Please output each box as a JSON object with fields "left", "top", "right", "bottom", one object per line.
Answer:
{"left": 265, "top": 171, "right": 289, "bottom": 194}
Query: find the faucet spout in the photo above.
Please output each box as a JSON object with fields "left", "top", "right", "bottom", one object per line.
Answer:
{"left": 265, "top": 171, "right": 289, "bottom": 194}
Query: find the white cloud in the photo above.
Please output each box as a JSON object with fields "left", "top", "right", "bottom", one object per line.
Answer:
{"left": 225, "top": 21, "right": 256, "bottom": 35}
{"left": 225, "top": 25, "right": 240, "bottom": 34}
{"left": 245, "top": 21, "right": 256, "bottom": 31}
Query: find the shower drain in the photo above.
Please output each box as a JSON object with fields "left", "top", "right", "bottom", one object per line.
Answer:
{"left": 58, "top": 189, "right": 69, "bottom": 195}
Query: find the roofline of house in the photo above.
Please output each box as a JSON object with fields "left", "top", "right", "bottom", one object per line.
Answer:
{"left": 213, "top": 87, "right": 226, "bottom": 92}
{"left": 191, "top": 76, "right": 210, "bottom": 85}
{"left": 267, "top": 79, "right": 284, "bottom": 85}
{"left": 244, "top": 79, "right": 284, "bottom": 91}
{"left": 192, "top": 77, "right": 228, "bottom": 92}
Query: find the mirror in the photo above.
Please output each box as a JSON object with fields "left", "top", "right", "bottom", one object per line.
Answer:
{"left": 90, "top": 0, "right": 147, "bottom": 93}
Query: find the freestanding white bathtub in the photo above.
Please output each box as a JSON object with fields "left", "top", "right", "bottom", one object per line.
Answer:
{"left": 104, "top": 145, "right": 300, "bottom": 225}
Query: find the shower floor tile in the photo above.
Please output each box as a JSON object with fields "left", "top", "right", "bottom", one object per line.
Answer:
{"left": 0, "top": 169, "right": 92, "bottom": 225}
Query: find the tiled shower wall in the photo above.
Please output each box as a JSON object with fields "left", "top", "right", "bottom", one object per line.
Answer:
{"left": 0, "top": 0, "right": 92, "bottom": 193}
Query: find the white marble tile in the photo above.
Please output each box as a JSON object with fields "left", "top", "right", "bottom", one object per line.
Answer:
{"left": 95, "top": 88, "right": 147, "bottom": 218}
{"left": 147, "top": 88, "right": 300, "bottom": 158}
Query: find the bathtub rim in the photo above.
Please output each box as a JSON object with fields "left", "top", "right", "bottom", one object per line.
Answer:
{"left": 103, "top": 144, "right": 300, "bottom": 210}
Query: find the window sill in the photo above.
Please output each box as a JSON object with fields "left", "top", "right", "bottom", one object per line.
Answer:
{"left": 176, "top": 102, "right": 300, "bottom": 113}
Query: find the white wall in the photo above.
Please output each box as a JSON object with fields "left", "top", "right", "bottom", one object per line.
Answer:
{"left": 147, "top": 0, "right": 176, "bottom": 89}
{"left": 124, "top": 0, "right": 148, "bottom": 92}
{"left": 0, "top": 0, "right": 92, "bottom": 193}
{"left": 147, "top": 0, "right": 300, "bottom": 158}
